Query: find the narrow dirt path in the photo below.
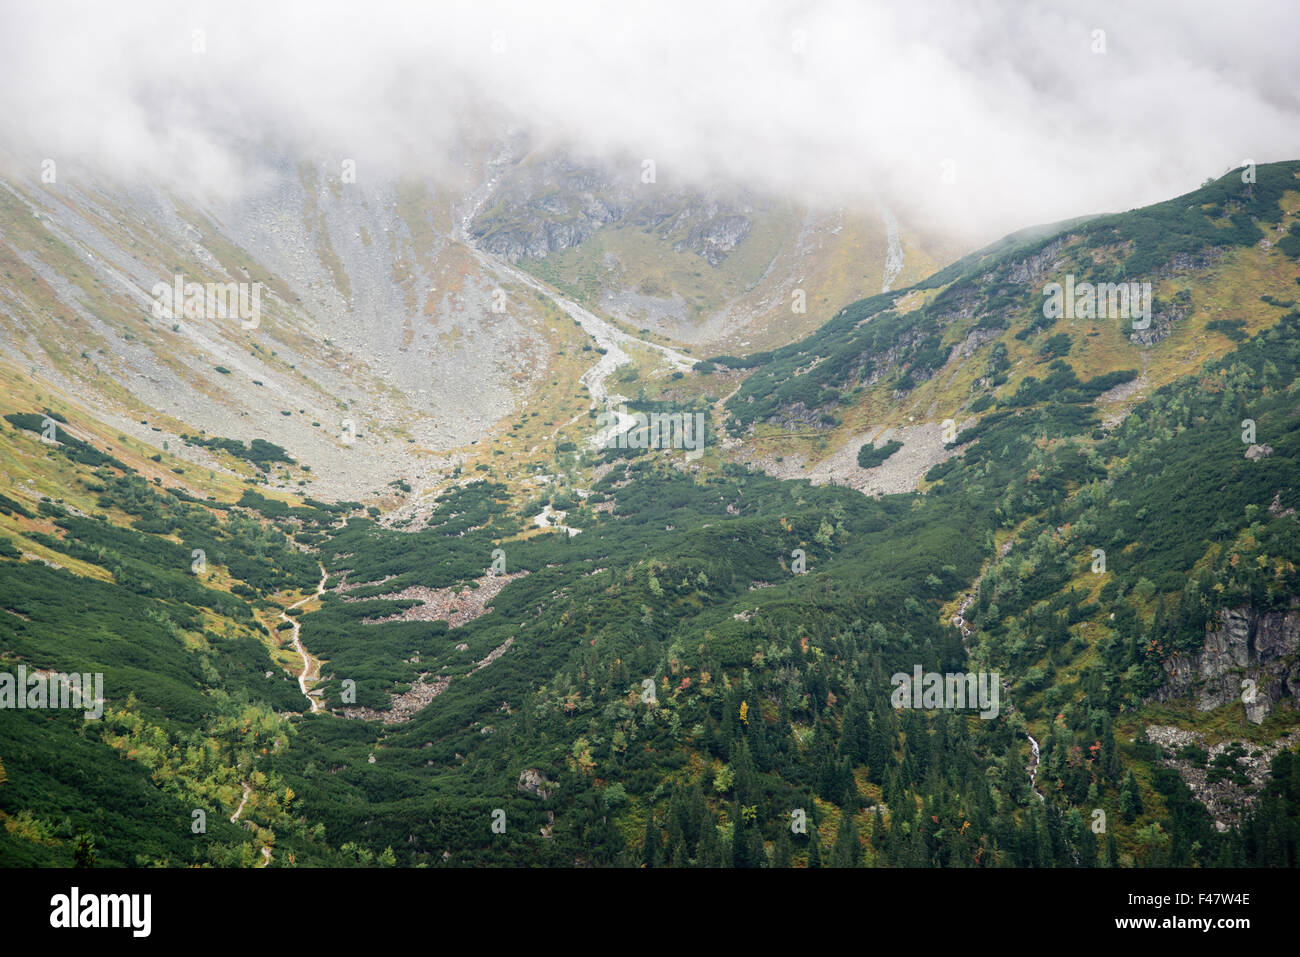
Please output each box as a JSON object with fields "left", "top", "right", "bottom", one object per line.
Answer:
{"left": 230, "top": 782, "right": 251, "bottom": 823}
{"left": 230, "top": 781, "right": 273, "bottom": 866}
{"left": 259, "top": 563, "right": 328, "bottom": 713}
{"left": 283, "top": 563, "right": 328, "bottom": 713}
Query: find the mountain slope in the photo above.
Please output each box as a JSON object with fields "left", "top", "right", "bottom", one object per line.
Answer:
{"left": 466, "top": 143, "right": 963, "bottom": 353}
{"left": 704, "top": 162, "right": 1300, "bottom": 492}
{"left": 2, "top": 163, "right": 1299, "bottom": 868}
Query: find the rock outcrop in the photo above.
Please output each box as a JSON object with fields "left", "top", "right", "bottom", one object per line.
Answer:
{"left": 1151, "top": 602, "right": 1300, "bottom": 723}
{"left": 517, "top": 768, "right": 554, "bottom": 800}
{"left": 469, "top": 154, "right": 754, "bottom": 267}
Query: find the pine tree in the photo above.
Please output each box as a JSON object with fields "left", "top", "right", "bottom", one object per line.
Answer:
{"left": 664, "top": 813, "right": 686, "bottom": 866}
{"left": 642, "top": 813, "right": 663, "bottom": 867}
{"left": 731, "top": 803, "right": 760, "bottom": 869}
{"left": 908, "top": 815, "right": 929, "bottom": 866}
{"left": 1104, "top": 830, "right": 1119, "bottom": 868}
{"left": 867, "top": 714, "right": 892, "bottom": 785}
{"left": 1033, "top": 810, "right": 1052, "bottom": 868}
{"left": 836, "top": 756, "right": 855, "bottom": 804}
{"left": 831, "top": 806, "right": 861, "bottom": 867}
{"left": 1078, "top": 819, "right": 1099, "bottom": 868}
{"left": 697, "top": 818, "right": 722, "bottom": 868}
{"left": 73, "top": 832, "right": 96, "bottom": 868}
{"left": 807, "top": 825, "right": 823, "bottom": 869}
{"left": 1120, "top": 770, "right": 1142, "bottom": 823}
{"left": 1103, "top": 721, "right": 1122, "bottom": 782}
{"left": 687, "top": 781, "right": 708, "bottom": 848}
{"left": 773, "top": 828, "right": 793, "bottom": 869}
{"left": 733, "top": 740, "right": 759, "bottom": 807}
{"left": 840, "top": 698, "right": 870, "bottom": 764}
{"left": 871, "top": 804, "right": 887, "bottom": 855}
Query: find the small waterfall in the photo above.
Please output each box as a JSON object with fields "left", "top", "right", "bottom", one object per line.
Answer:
{"left": 1026, "top": 733, "right": 1045, "bottom": 802}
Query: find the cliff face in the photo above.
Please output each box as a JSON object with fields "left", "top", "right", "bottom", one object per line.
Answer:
{"left": 1152, "top": 602, "right": 1300, "bottom": 723}
{"left": 1146, "top": 602, "right": 1300, "bottom": 830}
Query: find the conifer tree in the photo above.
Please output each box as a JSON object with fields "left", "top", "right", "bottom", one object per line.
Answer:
{"left": 698, "top": 817, "right": 722, "bottom": 868}
{"left": 773, "top": 828, "right": 793, "bottom": 869}
{"left": 807, "top": 824, "right": 823, "bottom": 869}
{"left": 642, "top": 813, "right": 662, "bottom": 867}
{"left": 831, "top": 805, "right": 861, "bottom": 867}
{"left": 1120, "top": 770, "right": 1142, "bottom": 823}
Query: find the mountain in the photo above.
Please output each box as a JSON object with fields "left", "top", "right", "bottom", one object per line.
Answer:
{"left": 1, "top": 161, "right": 1299, "bottom": 868}
{"left": 0, "top": 147, "right": 587, "bottom": 503}
{"left": 0, "top": 140, "right": 959, "bottom": 507}
{"left": 465, "top": 140, "right": 963, "bottom": 352}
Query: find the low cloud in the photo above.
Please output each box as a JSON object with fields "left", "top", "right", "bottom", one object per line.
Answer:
{"left": 1, "top": 0, "right": 1297, "bottom": 241}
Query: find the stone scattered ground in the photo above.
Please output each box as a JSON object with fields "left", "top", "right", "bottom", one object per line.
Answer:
{"left": 340, "top": 673, "right": 452, "bottom": 724}
{"left": 2, "top": 163, "right": 555, "bottom": 504}
{"left": 340, "top": 638, "right": 515, "bottom": 725}
{"left": 1098, "top": 352, "right": 1150, "bottom": 429}
{"left": 471, "top": 637, "right": 514, "bottom": 674}
{"left": 748, "top": 419, "right": 973, "bottom": 496}
{"left": 534, "top": 504, "right": 581, "bottom": 536}
{"left": 1145, "top": 725, "right": 1300, "bottom": 831}
{"left": 336, "top": 568, "right": 524, "bottom": 723}
{"left": 350, "top": 570, "right": 528, "bottom": 627}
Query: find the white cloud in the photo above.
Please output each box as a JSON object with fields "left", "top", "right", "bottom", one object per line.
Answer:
{"left": 1, "top": 0, "right": 1297, "bottom": 240}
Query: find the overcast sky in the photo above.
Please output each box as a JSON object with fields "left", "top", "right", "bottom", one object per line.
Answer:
{"left": 2, "top": 0, "right": 1298, "bottom": 241}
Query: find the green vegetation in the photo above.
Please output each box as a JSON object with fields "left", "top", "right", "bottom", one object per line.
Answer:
{"left": 3, "top": 162, "right": 1300, "bottom": 868}
{"left": 4, "top": 413, "right": 128, "bottom": 470}
{"left": 716, "top": 162, "right": 1300, "bottom": 437}
{"left": 857, "top": 439, "right": 903, "bottom": 469}
{"left": 1207, "top": 318, "right": 1248, "bottom": 341}
{"left": 183, "top": 434, "right": 295, "bottom": 470}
